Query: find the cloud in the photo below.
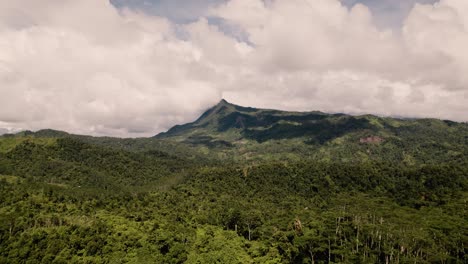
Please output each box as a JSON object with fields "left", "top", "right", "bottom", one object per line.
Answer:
{"left": 0, "top": 128, "right": 8, "bottom": 135}
{"left": 0, "top": 0, "right": 466, "bottom": 137}
{"left": 211, "top": 0, "right": 468, "bottom": 120}
{"left": 0, "top": 0, "right": 221, "bottom": 137}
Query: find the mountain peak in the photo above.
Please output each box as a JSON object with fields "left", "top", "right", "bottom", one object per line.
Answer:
{"left": 215, "top": 99, "right": 234, "bottom": 108}
{"left": 195, "top": 99, "right": 235, "bottom": 124}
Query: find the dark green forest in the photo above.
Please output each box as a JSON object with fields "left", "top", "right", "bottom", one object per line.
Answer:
{"left": 0, "top": 101, "right": 467, "bottom": 263}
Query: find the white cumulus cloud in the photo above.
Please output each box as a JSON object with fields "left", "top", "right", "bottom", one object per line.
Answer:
{"left": 0, "top": 0, "right": 221, "bottom": 137}
{"left": 211, "top": 0, "right": 468, "bottom": 121}
{"left": 0, "top": 0, "right": 466, "bottom": 137}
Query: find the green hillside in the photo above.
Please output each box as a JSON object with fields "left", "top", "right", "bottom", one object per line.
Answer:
{"left": 155, "top": 100, "right": 468, "bottom": 163}
{"left": 4, "top": 100, "right": 466, "bottom": 164}
{"left": 0, "top": 101, "right": 467, "bottom": 263}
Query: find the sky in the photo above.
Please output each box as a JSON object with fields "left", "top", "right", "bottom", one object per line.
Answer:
{"left": 0, "top": 0, "right": 467, "bottom": 137}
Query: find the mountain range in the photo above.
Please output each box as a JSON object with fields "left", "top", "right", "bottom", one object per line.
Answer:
{"left": 0, "top": 100, "right": 467, "bottom": 263}
{"left": 2, "top": 99, "right": 467, "bottom": 164}
{"left": 154, "top": 99, "right": 468, "bottom": 163}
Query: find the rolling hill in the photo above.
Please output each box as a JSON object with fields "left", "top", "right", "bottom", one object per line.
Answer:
{"left": 0, "top": 100, "right": 467, "bottom": 263}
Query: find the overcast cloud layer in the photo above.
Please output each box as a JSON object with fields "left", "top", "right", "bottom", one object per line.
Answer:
{"left": 0, "top": 0, "right": 467, "bottom": 137}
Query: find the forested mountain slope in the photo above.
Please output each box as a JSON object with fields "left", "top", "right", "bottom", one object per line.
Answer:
{"left": 156, "top": 100, "right": 468, "bottom": 163}
{"left": 4, "top": 100, "right": 466, "bottom": 163}
{"left": 0, "top": 101, "right": 467, "bottom": 263}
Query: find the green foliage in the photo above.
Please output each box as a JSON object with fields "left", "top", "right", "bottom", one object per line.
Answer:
{"left": 0, "top": 138, "right": 191, "bottom": 189}
{"left": 0, "top": 136, "right": 56, "bottom": 153}
{"left": 150, "top": 100, "right": 468, "bottom": 164}
{"left": 186, "top": 227, "right": 252, "bottom": 263}
{"left": 0, "top": 100, "right": 467, "bottom": 263}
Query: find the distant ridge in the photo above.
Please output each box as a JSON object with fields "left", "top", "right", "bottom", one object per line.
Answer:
{"left": 2, "top": 99, "right": 467, "bottom": 164}
{"left": 155, "top": 99, "right": 332, "bottom": 139}
{"left": 1, "top": 129, "right": 69, "bottom": 138}
{"left": 151, "top": 99, "right": 468, "bottom": 163}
